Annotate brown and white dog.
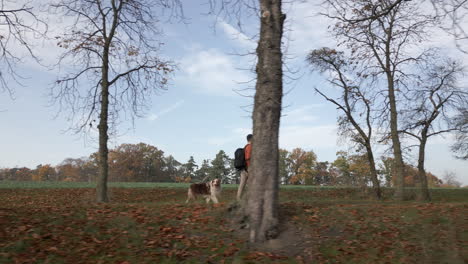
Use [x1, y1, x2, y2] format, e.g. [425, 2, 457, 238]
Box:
[185, 178, 222, 204]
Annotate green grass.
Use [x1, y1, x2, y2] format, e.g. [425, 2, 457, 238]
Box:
[0, 181, 254, 189]
[0, 181, 363, 190]
[0, 180, 323, 189]
[2, 180, 465, 190]
[0, 181, 194, 189]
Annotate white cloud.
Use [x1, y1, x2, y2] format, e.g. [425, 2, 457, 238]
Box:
[231, 115, 337, 151]
[207, 127, 250, 147]
[147, 99, 185, 122]
[285, 1, 336, 57]
[147, 113, 159, 121]
[178, 48, 252, 96]
[282, 105, 323, 124]
[218, 21, 257, 49]
[280, 124, 338, 150]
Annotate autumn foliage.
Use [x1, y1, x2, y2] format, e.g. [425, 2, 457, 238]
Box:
[1, 144, 453, 188]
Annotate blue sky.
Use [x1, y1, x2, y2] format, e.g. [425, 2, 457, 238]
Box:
[1, 1, 467, 185]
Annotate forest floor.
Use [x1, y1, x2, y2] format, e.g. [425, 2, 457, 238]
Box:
[1, 183, 467, 263]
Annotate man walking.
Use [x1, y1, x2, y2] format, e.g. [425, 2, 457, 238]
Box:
[237, 134, 252, 201]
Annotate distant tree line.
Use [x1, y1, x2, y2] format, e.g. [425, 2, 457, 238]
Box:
[1, 142, 462, 187]
[0, 143, 237, 184]
[278, 148, 448, 188]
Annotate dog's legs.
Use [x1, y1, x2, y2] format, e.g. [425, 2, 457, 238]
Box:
[205, 196, 211, 204]
[186, 189, 194, 203]
[211, 194, 219, 204]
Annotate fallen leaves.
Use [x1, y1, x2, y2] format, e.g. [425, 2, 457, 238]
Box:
[1, 187, 467, 264]
[244, 251, 288, 261]
[223, 246, 239, 257]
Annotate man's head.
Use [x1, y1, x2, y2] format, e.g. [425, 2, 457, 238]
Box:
[246, 134, 253, 143]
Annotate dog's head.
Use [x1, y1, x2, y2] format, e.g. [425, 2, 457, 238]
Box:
[211, 178, 221, 187]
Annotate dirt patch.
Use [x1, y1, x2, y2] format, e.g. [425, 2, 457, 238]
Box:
[226, 202, 314, 261]
[255, 222, 310, 256]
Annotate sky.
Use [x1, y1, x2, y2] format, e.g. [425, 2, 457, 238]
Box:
[0, 1, 467, 185]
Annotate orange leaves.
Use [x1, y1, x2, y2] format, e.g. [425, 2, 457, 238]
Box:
[17, 225, 29, 232]
[223, 246, 239, 257]
[127, 45, 140, 56]
[32, 164, 56, 181]
[304, 207, 320, 223]
[92, 237, 103, 244]
[212, 202, 225, 208]
[206, 243, 240, 259]
[308, 215, 319, 222]
[56, 33, 106, 52]
[173, 234, 185, 240]
[174, 176, 191, 183]
[107, 143, 167, 182]
[45, 246, 59, 252]
[160, 226, 174, 233]
[244, 251, 288, 261]
[165, 249, 192, 259]
[287, 148, 318, 185]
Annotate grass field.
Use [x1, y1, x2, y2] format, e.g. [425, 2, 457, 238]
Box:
[0, 181, 194, 189]
[0, 181, 386, 189]
[0, 182, 467, 263]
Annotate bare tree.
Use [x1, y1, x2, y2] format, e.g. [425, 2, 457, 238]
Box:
[50, 0, 181, 202]
[442, 170, 462, 187]
[451, 108, 468, 159]
[324, 0, 408, 23]
[324, 0, 437, 200]
[247, 0, 285, 243]
[208, 0, 285, 243]
[307, 48, 382, 199]
[330, 0, 468, 52]
[0, 0, 47, 95]
[401, 57, 466, 200]
[431, 0, 468, 52]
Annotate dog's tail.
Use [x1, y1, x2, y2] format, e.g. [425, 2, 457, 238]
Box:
[201, 175, 210, 183]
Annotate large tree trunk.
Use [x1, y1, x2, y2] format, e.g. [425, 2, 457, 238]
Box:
[382, 15, 405, 201]
[416, 135, 431, 201]
[97, 55, 110, 203]
[365, 144, 382, 199]
[387, 74, 405, 201]
[247, 0, 285, 243]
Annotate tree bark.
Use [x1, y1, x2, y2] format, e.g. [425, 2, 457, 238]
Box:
[382, 18, 405, 200]
[96, 3, 121, 203]
[388, 77, 405, 201]
[247, 0, 285, 243]
[416, 133, 431, 201]
[97, 82, 109, 202]
[365, 144, 382, 199]
[381, 11, 405, 201]
[97, 47, 110, 203]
